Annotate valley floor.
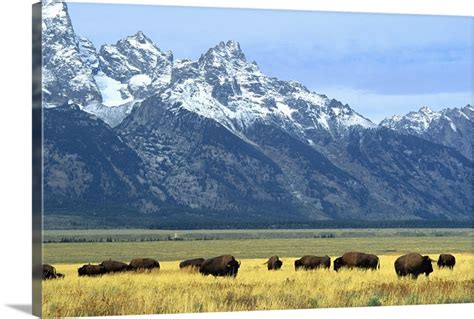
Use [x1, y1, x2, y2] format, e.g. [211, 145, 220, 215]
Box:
[42, 228, 473, 264]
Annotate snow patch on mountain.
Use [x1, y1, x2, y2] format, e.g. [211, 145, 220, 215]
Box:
[83, 102, 138, 128]
[42, 0, 67, 20]
[94, 72, 133, 107]
[276, 102, 295, 118]
[129, 74, 152, 90]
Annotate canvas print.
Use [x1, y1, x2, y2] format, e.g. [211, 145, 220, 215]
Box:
[33, 0, 473, 317]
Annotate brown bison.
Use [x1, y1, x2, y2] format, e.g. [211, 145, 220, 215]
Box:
[100, 259, 129, 273]
[42, 264, 64, 280]
[437, 254, 456, 269]
[199, 255, 241, 277]
[128, 258, 161, 270]
[78, 264, 107, 277]
[394, 253, 434, 278]
[294, 255, 330, 270]
[179, 258, 205, 269]
[333, 252, 379, 271]
[265, 256, 283, 270]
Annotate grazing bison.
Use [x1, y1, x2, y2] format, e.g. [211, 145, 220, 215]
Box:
[128, 258, 161, 270]
[179, 258, 205, 269]
[294, 255, 330, 270]
[437, 254, 456, 269]
[394, 253, 434, 278]
[78, 264, 106, 277]
[42, 264, 64, 280]
[333, 252, 379, 271]
[199, 255, 241, 277]
[100, 260, 129, 273]
[265, 256, 283, 270]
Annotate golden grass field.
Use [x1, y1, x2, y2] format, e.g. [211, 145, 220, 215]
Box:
[42, 253, 474, 317]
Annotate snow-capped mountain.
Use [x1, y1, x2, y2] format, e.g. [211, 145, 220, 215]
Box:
[41, 1, 473, 227]
[96, 31, 173, 107]
[42, 0, 101, 108]
[76, 36, 100, 73]
[162, 40, 375, 144]
[380, 105, 473, 159]
[42, 1, 375, 134]
[99, 31, 173, 87]
[42, 1, 172, 126]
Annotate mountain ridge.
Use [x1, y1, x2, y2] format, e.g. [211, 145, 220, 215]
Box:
[380, 105, 473, 159]
[41, 1, 473, 227]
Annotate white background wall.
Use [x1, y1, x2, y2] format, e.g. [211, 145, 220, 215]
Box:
[0, 1, 472, 318]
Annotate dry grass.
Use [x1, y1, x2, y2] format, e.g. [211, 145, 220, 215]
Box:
[42, 254, 474, 317]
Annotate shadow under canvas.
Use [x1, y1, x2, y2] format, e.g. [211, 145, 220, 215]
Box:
[7, 304, 33, 315]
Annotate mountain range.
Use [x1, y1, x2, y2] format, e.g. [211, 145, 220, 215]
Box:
[41, 1, 473, 228]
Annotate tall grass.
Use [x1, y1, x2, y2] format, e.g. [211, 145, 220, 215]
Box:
[42, 254, 474, 317]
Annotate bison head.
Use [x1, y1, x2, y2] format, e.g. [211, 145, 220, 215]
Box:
[227, 259, 240, 277]
[78, 265, 87, 276]
[422, 255, 434, 276]
[333, 257, 343, 271]
[294, 259, 302, 270]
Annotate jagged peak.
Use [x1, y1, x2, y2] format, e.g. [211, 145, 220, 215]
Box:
[381, 103, 473, 126]
[221, 40, 242, 52]
[128, 31, 153, 44]
[379, 114, 398, 125]
[43, 0, 63, 6]
[42, 0, 69, 21]
[120, 31, 156, 49]
[99, 30, 173, 62]
[418, 105, 435, 114]
[117, 31, 173, 60]
[201, 40, 246, 62]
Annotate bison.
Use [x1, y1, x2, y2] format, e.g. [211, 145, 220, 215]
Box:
[42, 264, 64, 280]
[179, 258, 205, 269]
[294, 255, 330, 270]
[128, 258, 161, 270]
[394, 253, 434, 278]
[100, 259, 129, 273]
[78, 264, 107, 277]
[333, 252, 379, 271]
[199, 255, 241, 277]
[265, 256, 283, 270]
[437, 254, 456, 269]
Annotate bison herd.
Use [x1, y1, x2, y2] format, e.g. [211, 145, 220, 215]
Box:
[77, 258, 161, 276]
[43, 252, 456, 281]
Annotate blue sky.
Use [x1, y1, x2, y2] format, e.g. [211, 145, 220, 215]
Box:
[68, 2, 473, 122]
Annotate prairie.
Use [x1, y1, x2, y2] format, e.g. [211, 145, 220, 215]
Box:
[42, 254, 474, 317]
[43, 230, 473, 264]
